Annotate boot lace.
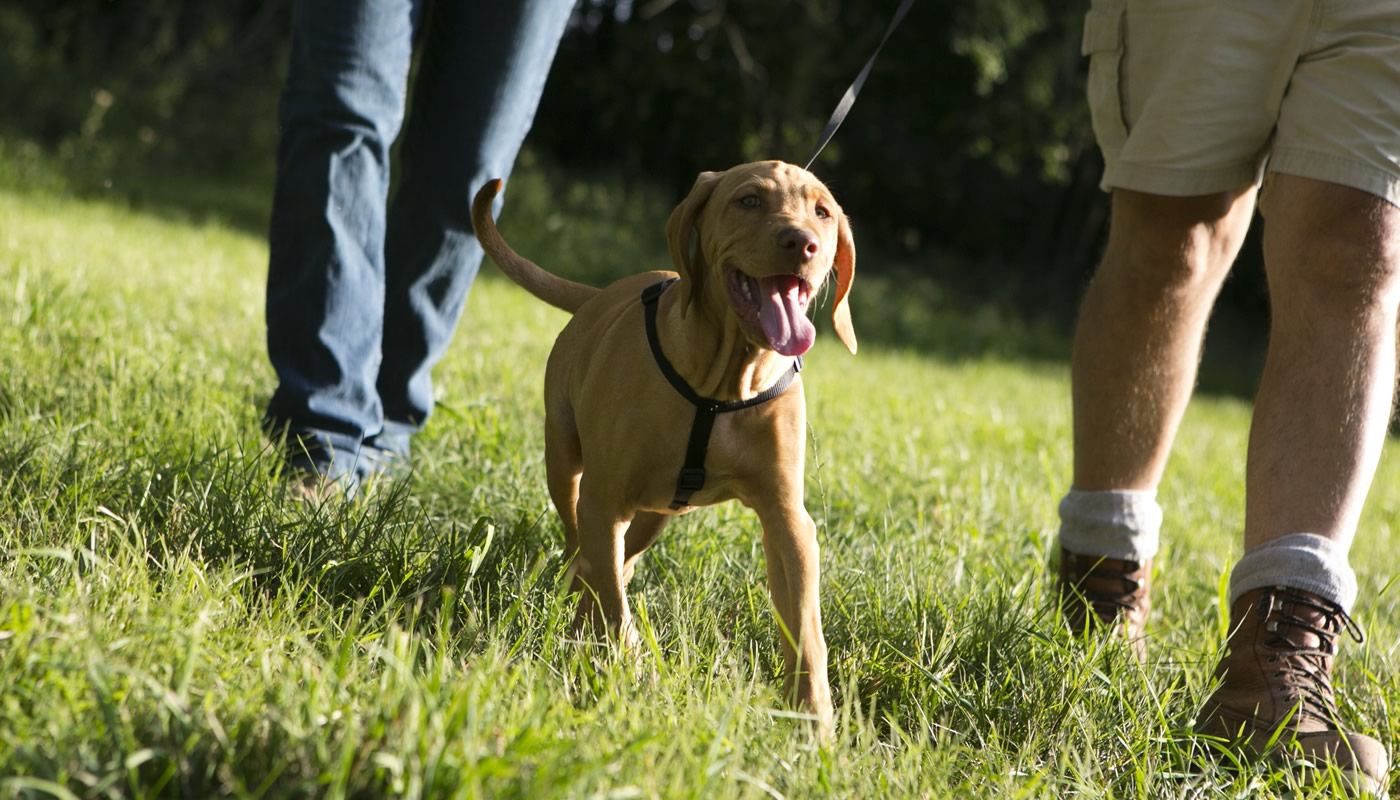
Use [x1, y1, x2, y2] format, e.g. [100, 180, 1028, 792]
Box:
[1261, 586, 1366, 727]
[1064, 555, 1145, 621]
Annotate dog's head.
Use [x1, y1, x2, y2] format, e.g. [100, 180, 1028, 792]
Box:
[665, 161, 857, 356]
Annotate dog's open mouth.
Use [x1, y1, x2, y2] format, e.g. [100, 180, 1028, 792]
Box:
[726, 268, 815, 357]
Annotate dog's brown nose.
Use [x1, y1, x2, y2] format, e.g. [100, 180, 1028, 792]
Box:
[778, 227, 820, 263]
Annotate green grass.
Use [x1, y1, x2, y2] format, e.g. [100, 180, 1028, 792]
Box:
[1, 154, 1398, 799]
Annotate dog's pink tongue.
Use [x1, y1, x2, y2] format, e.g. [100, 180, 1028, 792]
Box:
[757, 275, 815, 357]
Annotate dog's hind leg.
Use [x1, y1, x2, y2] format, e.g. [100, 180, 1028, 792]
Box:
[544, 406, 583, 555]
[572, 485, 636, 648]
[622, 511, 669, 586]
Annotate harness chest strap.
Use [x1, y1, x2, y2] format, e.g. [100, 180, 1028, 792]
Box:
[640, 278, 802, 510]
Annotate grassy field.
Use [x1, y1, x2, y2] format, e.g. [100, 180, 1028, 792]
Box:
[1, 156, 1398, 799]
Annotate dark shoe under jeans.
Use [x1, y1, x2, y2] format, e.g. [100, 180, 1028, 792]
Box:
[274, 424, 411, 500]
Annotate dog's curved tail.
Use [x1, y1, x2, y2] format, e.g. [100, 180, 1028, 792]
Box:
[471, 179, 598, 314]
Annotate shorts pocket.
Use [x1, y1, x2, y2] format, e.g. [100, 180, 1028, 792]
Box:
[1082, 5, 1129, 149]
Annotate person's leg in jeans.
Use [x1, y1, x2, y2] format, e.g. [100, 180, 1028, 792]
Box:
[264, 0, 422, 489]
[373, 0, 574, 458]
[264, 0, 573, 493]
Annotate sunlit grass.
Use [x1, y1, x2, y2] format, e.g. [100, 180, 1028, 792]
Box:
[0, 162, 1396, 798]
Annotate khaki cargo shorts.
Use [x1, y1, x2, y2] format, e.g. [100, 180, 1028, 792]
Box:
[1083, 0, 1400, 206]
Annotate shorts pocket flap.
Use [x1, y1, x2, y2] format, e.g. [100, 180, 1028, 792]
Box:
[1081, 8, 1123, 55]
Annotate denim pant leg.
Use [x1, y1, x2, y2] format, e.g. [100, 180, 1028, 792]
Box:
[264, 0, 423, 482]
[373, 0, 574, 454]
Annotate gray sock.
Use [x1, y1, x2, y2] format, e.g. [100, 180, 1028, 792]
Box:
[1057, 488, 1162, 562]
[1229, 532, 1357, 611]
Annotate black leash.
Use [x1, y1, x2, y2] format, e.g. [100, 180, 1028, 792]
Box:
[804, 0, 917, 170]
[641, 279, 802, 509]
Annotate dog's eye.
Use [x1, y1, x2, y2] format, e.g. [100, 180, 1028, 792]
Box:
[815, 205, 831, 220]
[738, 195, 761, 209]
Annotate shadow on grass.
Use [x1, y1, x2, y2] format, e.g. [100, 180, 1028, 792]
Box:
[167, 447, 567, 617]
[0, 137, 276, 236]
[0, 425, 569, 640]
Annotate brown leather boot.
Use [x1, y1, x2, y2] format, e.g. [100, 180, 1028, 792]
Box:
[1198, 586, 1389, 794]
[1058, 548, 1151, 662]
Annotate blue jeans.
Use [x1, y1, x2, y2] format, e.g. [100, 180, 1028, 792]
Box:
[263, 0, 574, 486]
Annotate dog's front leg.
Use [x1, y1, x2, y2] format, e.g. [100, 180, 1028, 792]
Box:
[571, 490, 638, 649]
[757, 504, 833, 734]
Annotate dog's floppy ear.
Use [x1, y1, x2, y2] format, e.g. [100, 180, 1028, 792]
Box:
[831, 210, 857, 354]
[666, 170, 723, 315]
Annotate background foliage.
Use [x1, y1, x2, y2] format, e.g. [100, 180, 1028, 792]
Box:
[535, 0, 1099, 269]
[0, 0, 1269, 339]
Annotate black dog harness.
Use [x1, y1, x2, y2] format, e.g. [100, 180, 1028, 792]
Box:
[641, 278, 802, 510]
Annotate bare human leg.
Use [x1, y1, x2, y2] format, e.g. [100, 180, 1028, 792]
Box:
[1059, 187, 1256, 656]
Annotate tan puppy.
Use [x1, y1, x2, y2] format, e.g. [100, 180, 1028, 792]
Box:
[470, 161, 856, 730]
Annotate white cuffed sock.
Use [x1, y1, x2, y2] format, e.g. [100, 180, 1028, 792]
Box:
[1057, 488, 1163, 562]
[1228, 532, 1357, 611]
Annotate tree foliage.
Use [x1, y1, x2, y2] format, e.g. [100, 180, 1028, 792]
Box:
[532, 0, 1106, 276]
[0, 0, 290, 170]
[0, 0, 1137, 292]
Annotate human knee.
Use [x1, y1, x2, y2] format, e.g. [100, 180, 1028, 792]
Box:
[1262, 178, 1400, 308]
[1102, 189, 1253, 296]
